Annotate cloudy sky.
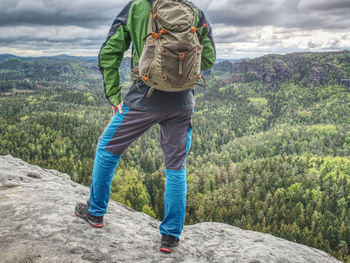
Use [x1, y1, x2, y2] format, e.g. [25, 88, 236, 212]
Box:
[1, 0, 350, 59]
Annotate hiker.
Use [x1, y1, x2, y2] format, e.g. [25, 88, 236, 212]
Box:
[75, 0, 215, 253]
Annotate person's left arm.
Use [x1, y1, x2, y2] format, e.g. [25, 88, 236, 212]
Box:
[194, 8, 216, 70]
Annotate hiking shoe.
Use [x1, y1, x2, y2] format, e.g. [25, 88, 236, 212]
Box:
[75, 202, 104, 228]
[160, 234, 179, 253]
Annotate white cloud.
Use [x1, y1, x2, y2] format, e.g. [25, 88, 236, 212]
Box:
[213, 24, 350, 58]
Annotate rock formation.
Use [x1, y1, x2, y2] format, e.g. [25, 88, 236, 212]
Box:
[215, 50, 350, 89]
[340, 78, 350, 88]
[0, 155, 342, 263]
[308, 66, 328, 87]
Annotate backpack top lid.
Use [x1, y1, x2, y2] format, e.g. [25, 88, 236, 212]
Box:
[152, 0, 195, 33]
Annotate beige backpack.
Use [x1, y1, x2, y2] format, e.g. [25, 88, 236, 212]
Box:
[136, 0, 205, 96]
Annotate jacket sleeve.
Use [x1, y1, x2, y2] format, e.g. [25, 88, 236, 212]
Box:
[98, 2, 132, 106]
[196, 10, 216, 70]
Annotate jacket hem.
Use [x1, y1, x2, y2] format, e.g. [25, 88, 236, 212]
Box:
[123, 101, 195, 112]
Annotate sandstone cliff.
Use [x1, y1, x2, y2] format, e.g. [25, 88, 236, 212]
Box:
[0, 155, 342, 263]
[214, 50, 350, 89]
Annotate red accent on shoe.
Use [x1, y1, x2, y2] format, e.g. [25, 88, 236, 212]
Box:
[75, 211, 104, 228]
[88, 222, 104, 228]
[160, 247, 173, 253]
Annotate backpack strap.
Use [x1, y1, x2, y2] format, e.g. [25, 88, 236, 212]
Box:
[191, 23, 207, 42]
[194, 75, 207, 89]
[130, 45, 141, 81]
[131, 45, 134, 71]
[147, 87, 155, 97]
[150, 9, 158, 34]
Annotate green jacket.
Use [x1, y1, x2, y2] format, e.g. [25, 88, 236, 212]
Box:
[99, 0, 216, 106]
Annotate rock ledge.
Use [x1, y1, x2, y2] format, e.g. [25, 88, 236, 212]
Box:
[0, 155, 341, 263]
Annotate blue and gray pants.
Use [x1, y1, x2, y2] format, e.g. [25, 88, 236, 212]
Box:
[88, 104, 193, 238]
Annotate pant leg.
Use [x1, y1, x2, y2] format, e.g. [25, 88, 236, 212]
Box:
[88, 104, 161, 216]
[159, 109, 193, 238]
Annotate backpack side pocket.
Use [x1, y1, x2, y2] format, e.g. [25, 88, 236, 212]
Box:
[139, 44, 156, 80]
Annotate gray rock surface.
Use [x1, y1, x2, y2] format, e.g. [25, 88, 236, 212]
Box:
[340, 78, 350, 88]
[308, 66, 328, 87]
[0, 155, 342, 263]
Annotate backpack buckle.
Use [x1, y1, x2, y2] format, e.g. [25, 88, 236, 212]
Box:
[179, 53, 185, 61]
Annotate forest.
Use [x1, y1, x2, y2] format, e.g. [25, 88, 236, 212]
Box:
[1, 51, 350, 261]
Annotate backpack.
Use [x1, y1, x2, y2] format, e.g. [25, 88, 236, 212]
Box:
[135, 0, 205, 96]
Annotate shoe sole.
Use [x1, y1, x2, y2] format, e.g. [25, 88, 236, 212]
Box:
[160, 243, 179, 253]
[75, 210, 104, 228]
[160, 247, 174, 253]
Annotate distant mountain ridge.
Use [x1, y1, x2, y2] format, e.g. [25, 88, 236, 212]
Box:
[213, 50, 350, 88]
[0, 54, 245, 65]
[215, 58, 249, 64]
[2, 50, 350, 91]
[0, 54, 98, 64]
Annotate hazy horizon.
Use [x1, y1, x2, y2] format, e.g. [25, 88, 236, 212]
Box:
[2, 50, 350, 62]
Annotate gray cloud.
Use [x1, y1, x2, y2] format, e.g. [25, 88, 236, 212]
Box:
[0, 24, 108, 56]
[0, 25, 108, 44]
[213, 27, 260, 44]
[278, 0, 350, 30]
[4, 0, 349, 30]
[298, 0, 350, 12]
[308, 41, 317, 49]
[0, 0, 125, 27]
[0, 0, 350, 58]
[204, 0, 350, 30]
[206, 0, 281, 26]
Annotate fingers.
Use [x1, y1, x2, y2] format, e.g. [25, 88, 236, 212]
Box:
[112, 106, 117, 116]
[117, 104, 123, 114]
[112, 103, 123, 116]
